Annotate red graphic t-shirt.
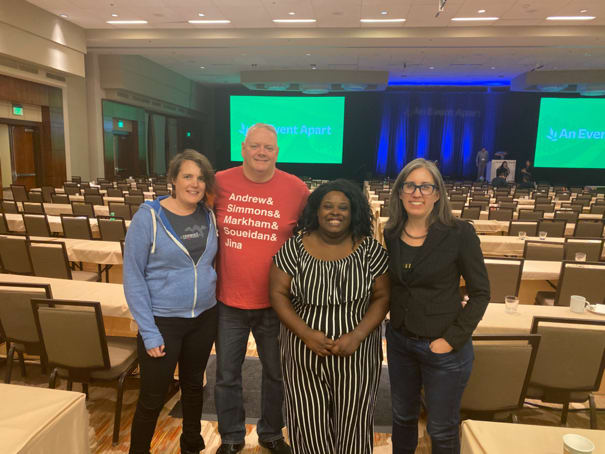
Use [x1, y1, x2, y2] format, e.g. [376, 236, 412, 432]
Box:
[214, 167, 309, 309]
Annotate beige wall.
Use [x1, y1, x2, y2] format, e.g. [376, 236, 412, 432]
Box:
[0, 124, 11, 188]
[0, 2, 85, 77]
[64, 74, 90, 179]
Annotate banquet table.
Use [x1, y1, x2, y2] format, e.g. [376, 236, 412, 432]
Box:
[0, 383, 90, 454]
[461, 420, 605, 454]
[0, 273, 134, 337]
[0, 235, 123, 265]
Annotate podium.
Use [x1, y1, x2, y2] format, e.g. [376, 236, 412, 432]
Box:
[487, 160, 516, 183]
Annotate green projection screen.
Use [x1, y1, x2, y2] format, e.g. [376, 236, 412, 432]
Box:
[534, 98, 605, 169]
[230, 96, 345, 164]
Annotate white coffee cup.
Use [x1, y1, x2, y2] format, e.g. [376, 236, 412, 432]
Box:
[505, 295, 519, 314]
[570, 295, 587, 314]
[575, 252, 587, 262]
[563, 433, 594, 454]
[518, 231, 527, 240]
[539, 231, 548, 240]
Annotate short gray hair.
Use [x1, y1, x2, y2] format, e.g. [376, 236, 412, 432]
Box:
[244, 123, 277, 142]
[384, 158, 456, 240]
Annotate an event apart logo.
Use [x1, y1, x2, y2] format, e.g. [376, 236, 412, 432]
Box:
[546, 127, 605, 142]
[239, 122, 333, 137]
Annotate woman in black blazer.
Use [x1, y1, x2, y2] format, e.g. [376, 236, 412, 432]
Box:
[384, 158, 490, 454]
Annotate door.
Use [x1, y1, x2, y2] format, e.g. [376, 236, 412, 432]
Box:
[113, 132, 139, 178]
[10, 126, 38, 189]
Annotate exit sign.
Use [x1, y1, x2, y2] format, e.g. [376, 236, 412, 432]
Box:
[186, 131, 192, 137]
[117, 120, 124, 128]
[12, 105, 23, 116]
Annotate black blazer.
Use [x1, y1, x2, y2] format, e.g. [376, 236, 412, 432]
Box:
[386, 220, 490, 350]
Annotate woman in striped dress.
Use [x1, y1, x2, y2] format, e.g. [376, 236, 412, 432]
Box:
[270, 179, 390, 454]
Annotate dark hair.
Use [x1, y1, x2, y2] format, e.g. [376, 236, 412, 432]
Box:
[294, 179, 373, 242]
[496, 167, 507, 177]
[385, 158, 456, 240]
[167, 149, 215, 201]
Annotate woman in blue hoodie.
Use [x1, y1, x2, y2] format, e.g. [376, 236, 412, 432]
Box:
[124, 149, 218, 454]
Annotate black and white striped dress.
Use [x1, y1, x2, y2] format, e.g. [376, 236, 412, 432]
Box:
[273, 234, 389, 454]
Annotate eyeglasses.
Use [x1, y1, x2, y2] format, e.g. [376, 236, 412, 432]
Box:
[400, 182, 437, 196]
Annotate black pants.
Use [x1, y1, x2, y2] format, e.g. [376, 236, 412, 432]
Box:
[129, 305, 217, 454]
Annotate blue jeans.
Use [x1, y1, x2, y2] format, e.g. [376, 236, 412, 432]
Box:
[386, 322, 473, 454]
[214, 301, 285, 445]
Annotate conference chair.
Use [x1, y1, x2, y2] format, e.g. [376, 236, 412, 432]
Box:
[560, 202, 584, 213]
[106, 188, 124, 198]
[449, 200, 465, 211]
[535, 261, 605, 306]
[10, 185, 28, 202]
[564, 238, 604, 262]
[449, 194, 467, 202]
[556, 192, 571, 201]
[590, 205, 605, 215]
[27, 192, 43, 203]
[0, 213, 10, 235]
[523, 240, 564, 261]
[41, 186, 55, 203]
[0, 282, 52, 383]
[1, 200, 19, 214]
[128, 188, 144, 197]
[63, 183, 80, 196]
[23, 214, 52, 237]
[22, 202, 45, 215]
[461, 206, 481, 220]
[154, 189, 171, 197]
[554, 210, 579, 223]
[70, 176, 82, 184]
[508, 221, 538, 237]
[574, 219, 604, 238]
[379, 206, 390, 218]
[60, 214, 93, 240]
[535, 203, 555, 213]
[518, 209, 543, 221]
[28, 240, 99, 281]
[499, 201, 518, 210]
[537, 219, 567, 238]
[31, 299, 138, 445]
[84, 194, 104, 206]
[108, 202, 131, 221]
[461, 334, 540, 422]
[0, 235, 33, 274]
[97, 216, 127, 242]
[51, 193, 70, 204]
[488, 207, 514, 221]
[527, 316, 605, 429]
[469, 200, 489, 211]
[125, 194, 144, 205]
[71, 201, 95, 218]
[484, 258, 524, 303]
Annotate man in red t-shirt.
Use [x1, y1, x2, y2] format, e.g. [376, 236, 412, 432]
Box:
[213, 123, 309, 454]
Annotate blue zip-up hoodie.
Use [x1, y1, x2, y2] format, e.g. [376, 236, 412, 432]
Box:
[123, 196, 218, 350]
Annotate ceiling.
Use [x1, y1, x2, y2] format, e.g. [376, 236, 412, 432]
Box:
[27, 0, 605, 87]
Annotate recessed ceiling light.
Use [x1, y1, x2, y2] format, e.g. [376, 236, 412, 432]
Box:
[200, 66, 205, 69]
[111, 13, 118, 17]
[60, 13, 68, 18]
[305, 53, 311, 56]
[198, 13, 205, 17]
[491, 66, 496, 70]
[478, 9, 486, 13]
[360, 18, 405, 23]
[580, 9, 588, 13]
[288, 11, 296, 16]
[106, 20, 148, 24]
[188, 19, 231, 24]
[381, 11, 388, 15]
[546, 16, 595, 20]
[273, 19, 317, 23]
[451, 17, 499, 21]
[429, 66, 435, 70]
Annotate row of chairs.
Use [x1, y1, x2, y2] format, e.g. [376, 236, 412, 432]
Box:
[0, 213, 127, 241]
[0, 283, 137, 444]
[0, 236, 100, 281]
[462, 318, 604, 428]
[485, 258, 605, 306]
[2, 200, 139, 220]
[471, 215, 603, 239]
